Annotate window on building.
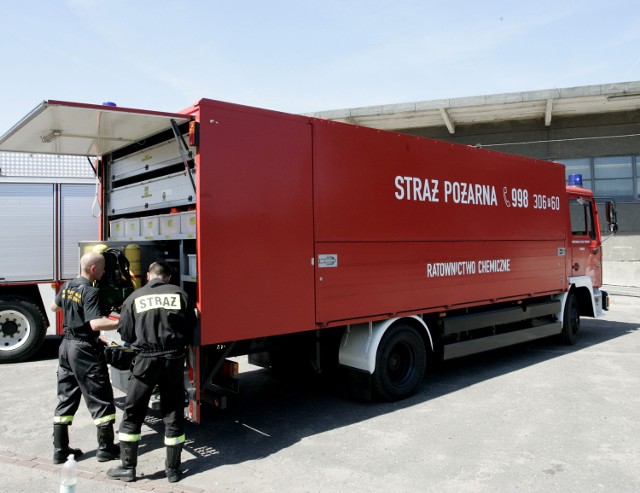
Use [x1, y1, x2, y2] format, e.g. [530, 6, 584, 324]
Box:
[594, 156, 633, 198]
[555, 155, 638, 201]
[636, 156, 640, 200]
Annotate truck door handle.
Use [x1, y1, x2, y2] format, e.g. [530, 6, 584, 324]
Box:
[572, 263, 580, 271]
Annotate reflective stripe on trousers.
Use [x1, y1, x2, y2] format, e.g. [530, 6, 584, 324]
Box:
[164, 434, 186, 446]
[118, 432, 142, 442]
[94, 413, 117, 426]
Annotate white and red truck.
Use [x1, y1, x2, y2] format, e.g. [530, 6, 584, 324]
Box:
[0, 152, 98, 362]
[0, 99, 617, 420]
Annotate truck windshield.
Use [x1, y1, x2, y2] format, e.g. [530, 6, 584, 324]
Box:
[569, 199, 595, 239]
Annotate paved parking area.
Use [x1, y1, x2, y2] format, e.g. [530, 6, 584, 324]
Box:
[0, 293, 638, 492]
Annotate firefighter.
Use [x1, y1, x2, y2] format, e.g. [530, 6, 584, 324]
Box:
[50, 251, 120, 464]
[107, 261, 196, 483]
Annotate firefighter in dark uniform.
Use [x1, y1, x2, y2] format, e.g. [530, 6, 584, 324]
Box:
[107, 261, 196, 483]
[50, 251, 120, 464]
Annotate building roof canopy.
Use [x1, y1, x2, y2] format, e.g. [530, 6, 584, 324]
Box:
[307, 81, 640, 134]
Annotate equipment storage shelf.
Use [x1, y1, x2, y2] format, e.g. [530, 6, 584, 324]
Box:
[110, 135, 189, 182]
[108, 170, 196, 216]
[109, 211, 196, 241]
[108, 233, 197, 241]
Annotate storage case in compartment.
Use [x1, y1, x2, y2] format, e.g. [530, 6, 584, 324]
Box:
[140, 215, 160, 237]
[187, 254, 197, 277]
[159, 214, 180, 237]
[110, 367, 131, 393]
[109, 219, 125, 238]
[124, 218, 140, 238]
[108, 171, 196, 215]
[180, 211, 196, 236]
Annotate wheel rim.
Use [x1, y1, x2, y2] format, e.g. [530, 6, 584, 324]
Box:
[0, 309, 31, 352]
[387, 341, 416, 388]
[571, 299, 580, 334]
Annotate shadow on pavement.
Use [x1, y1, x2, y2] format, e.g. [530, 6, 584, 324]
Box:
[127, 315, 638, 480]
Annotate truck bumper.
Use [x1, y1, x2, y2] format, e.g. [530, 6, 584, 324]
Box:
[601, 290, 610, 311]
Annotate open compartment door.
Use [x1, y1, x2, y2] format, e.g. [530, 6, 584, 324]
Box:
[0, 100, 192, 157]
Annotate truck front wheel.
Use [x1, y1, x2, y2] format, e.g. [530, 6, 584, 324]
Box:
[0, 297, 47, 363]
[372, 324, 426, 401]
[560, 292, 580, 345]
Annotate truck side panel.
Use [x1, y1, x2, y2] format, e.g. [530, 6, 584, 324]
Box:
[60, 184, 99, 279]
[196, 100, 316, 345]
[0, 182, 97, 283]
[312, 120, 567, 242]
[0, 183, 55, 281]
[311, 120, 568, 324]
[315, 240, 566, 323]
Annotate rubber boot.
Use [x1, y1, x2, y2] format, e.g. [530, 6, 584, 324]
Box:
[53, 424, 82, 465]
[96, 423, 120, 462]
[165, 444, 183, 483]
[106, 441, 138, 482]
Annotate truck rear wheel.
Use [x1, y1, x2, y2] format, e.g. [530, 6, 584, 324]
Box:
[560, 292, 579, 345]
[0, 297, 47, 363]
[373, 324, 426, 401]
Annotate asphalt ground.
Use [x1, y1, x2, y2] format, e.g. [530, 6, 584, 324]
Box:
[1, 292, 638, 493]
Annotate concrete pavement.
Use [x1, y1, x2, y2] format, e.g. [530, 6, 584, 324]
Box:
[0, 293, 639, 492]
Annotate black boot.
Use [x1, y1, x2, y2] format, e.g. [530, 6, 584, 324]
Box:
[165, 444, 183, 483]
[96, 423, 120, 462]
[53, 424, 82, 465]
[106, 441, 138, 482]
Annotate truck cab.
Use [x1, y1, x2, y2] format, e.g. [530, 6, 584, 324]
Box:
[555, 175, 616, 354]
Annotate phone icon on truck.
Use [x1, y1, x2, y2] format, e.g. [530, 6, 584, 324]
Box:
[503, 187, 511, 207]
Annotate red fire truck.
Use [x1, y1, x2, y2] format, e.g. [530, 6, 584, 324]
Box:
[0, 99, 616, 421]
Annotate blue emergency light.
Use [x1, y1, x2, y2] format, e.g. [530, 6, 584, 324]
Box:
[567, 174, 583, 187]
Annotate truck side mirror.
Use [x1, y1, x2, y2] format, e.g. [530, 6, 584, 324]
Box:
[605, 201, 618, 234]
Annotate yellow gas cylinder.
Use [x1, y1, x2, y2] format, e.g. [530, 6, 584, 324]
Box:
[124, 243, 140, 262]
[125, 244, 142, 289]
[84, 244, 107, 254]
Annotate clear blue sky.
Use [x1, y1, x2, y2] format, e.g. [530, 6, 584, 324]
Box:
[2, 0, 640, 133]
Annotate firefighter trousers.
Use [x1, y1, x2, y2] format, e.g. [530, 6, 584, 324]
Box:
[54, 338, 117, 426]
[119, 354, 185, 441]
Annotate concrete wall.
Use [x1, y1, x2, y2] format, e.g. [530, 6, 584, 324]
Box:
[403, 110, 640, 164]
[603, 233, 640, 287]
